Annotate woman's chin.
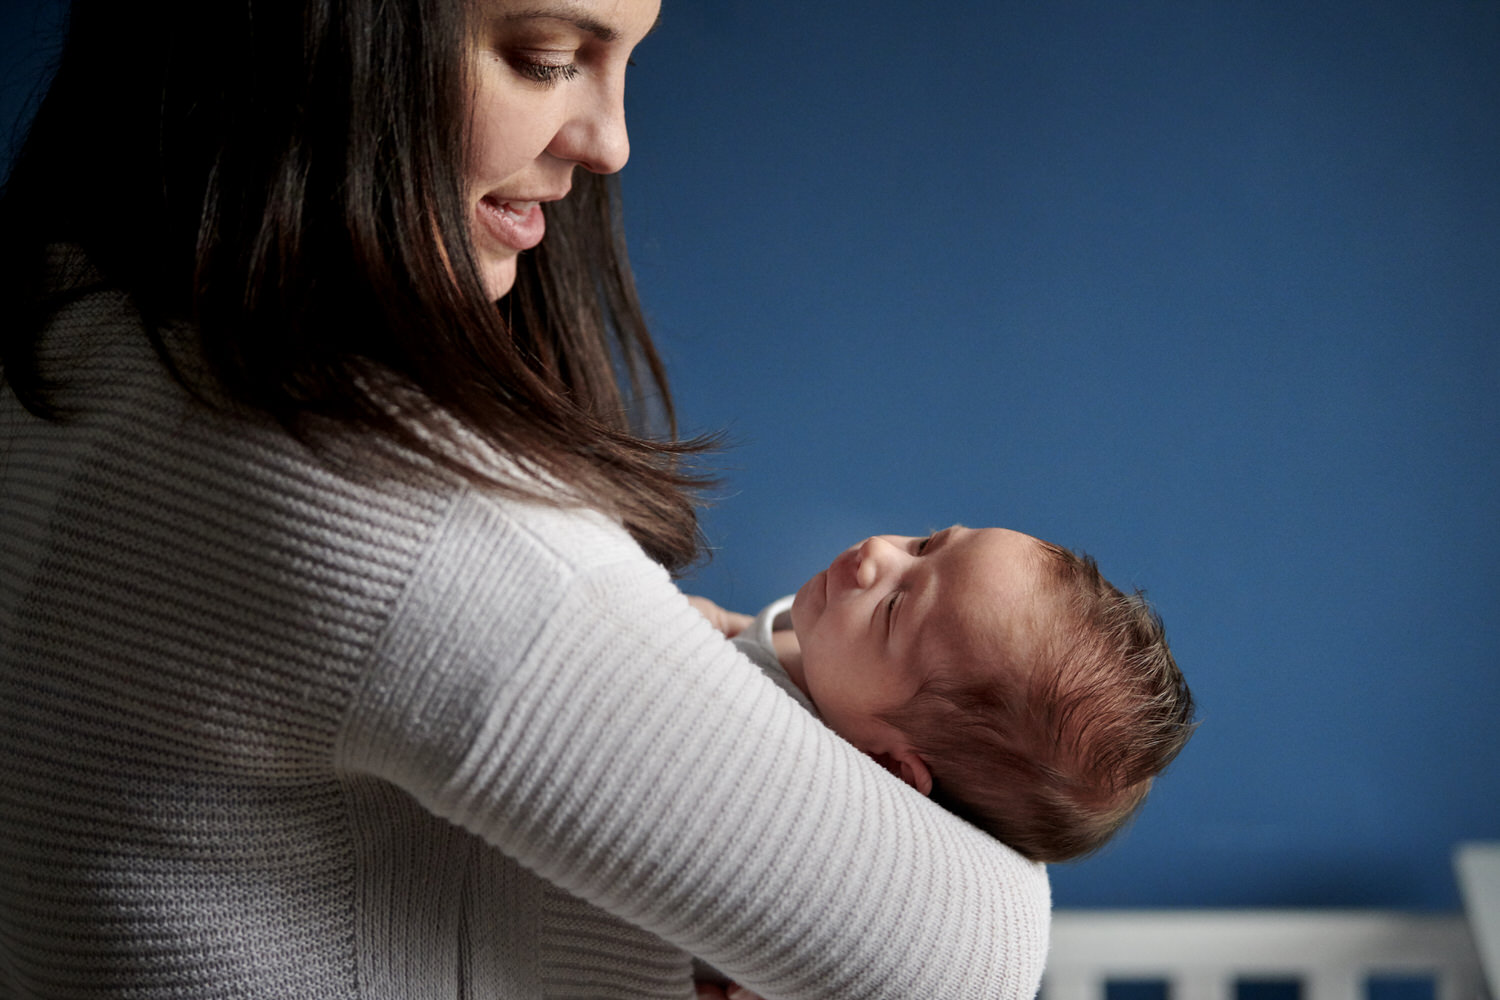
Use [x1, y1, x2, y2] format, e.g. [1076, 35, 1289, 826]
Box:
[482, 257, 518, 301]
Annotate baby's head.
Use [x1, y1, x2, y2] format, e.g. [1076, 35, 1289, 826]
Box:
[789, 526, 1195, 863]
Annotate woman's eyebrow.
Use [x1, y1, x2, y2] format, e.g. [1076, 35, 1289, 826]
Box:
[503, 7, 617, 40]
[501, 4, 662, 42]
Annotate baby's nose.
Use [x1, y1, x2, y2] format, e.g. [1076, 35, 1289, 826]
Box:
[853, 536, 897, 589]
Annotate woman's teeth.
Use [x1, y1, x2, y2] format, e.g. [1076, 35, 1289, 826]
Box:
[494, 199, 537, 217]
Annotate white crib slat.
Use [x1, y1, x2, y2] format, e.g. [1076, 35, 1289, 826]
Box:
[1455, 842, 1500, 1000]
[1434, 966, 1481, 1000]
[1042, 911, 1483, 1000]
[1305, 966, 1361, 1000]
[1044, 970, 1103, 1000]
[1172, 970, 1232, 1000]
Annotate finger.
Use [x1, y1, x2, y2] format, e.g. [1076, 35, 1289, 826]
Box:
[719, 610, 754, 638]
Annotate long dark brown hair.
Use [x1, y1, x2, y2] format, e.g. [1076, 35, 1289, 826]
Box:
[0, 0, 712, 571]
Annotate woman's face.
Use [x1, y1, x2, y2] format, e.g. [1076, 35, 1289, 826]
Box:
[466, 0, 661, 299]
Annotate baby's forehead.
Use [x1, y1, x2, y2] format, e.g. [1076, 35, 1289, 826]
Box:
[915, 535, 1061, 680]
[943, 530, 1054, 609]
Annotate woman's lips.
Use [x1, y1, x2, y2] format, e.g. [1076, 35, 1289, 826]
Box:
[477, 196, 546, 252]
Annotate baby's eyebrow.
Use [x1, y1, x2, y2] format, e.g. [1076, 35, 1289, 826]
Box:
[887, 533, 942, 645]
[890, 527, 962, 647]
[925, 525, 958, 554]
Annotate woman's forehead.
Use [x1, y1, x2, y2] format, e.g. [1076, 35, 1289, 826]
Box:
[474, 0, 661, 39]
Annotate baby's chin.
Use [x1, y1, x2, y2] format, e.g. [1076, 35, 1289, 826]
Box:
[790, 570, 826, 631]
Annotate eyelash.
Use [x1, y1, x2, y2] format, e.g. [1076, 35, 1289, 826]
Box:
[885, 534, 935, 618]
[515, 59, 582, 85]
[511, 52, 638, 88]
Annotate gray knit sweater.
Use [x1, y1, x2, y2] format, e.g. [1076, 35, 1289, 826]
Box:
[0, 284, 1050, 999]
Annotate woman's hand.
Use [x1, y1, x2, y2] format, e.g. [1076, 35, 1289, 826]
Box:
[686, 595, 754, 638]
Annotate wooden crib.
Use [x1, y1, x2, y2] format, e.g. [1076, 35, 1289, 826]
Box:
[1040, 910, 1485, 1000]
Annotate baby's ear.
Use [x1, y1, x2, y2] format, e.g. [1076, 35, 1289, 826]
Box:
[872, 750, 933, 797]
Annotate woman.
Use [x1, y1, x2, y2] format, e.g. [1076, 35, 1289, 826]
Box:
[0, 0, 1051, 997]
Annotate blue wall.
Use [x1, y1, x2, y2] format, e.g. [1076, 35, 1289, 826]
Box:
[5, 1, 1497, 911]
[0, 0, 62, 166]
[623, 2, 1500, 911]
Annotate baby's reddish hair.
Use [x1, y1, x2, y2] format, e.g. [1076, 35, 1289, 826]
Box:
[882, 541, 1195, 862]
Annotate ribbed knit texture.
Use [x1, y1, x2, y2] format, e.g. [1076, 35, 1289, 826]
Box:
[728, 597, 815, 716]
[0, 284, 1050, 999]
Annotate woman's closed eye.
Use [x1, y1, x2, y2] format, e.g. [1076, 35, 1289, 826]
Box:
[512, 54, 581, 85]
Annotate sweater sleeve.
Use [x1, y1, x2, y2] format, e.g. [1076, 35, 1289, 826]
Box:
[339, 492, 1051, 1000]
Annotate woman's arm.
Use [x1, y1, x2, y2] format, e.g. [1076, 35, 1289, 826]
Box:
[342, 494, 1050, 1000]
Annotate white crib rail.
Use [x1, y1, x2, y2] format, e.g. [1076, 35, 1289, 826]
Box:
[1456, 843, 1500, 1000]
[1042, 910, 1484, 1000]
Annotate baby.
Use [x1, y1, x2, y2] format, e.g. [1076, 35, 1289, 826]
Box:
[692, 525, 1195, 863]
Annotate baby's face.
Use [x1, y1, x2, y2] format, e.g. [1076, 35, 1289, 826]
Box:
[789, 526, 1048, 753]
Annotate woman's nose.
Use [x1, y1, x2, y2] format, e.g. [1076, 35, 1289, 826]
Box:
[549, 82, 630, 174]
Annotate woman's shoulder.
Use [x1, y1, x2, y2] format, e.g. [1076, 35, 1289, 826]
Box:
[21, 275, 647, 589]
[429, 487, 662, 603]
